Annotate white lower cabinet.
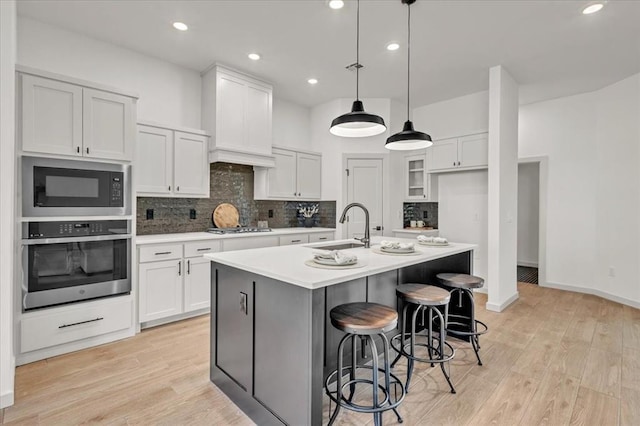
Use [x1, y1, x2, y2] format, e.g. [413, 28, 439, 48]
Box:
[138, 241, 219, 325]
[20, 295, 133, 354]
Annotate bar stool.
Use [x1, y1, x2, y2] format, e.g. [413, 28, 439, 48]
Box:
[436, 273, 488, 366]
[325, 302, 405, 426]
[390, 284, 456, 394]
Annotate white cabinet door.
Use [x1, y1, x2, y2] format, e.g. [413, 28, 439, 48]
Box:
[21, 75, 83, 156]
[184, 257, 211, 312]
[428, 138, 458, 171]
[139, 260, 183, 322]
[297, 153, 321, 199]
[174, 131, 209, 197]
[216, 72, 246, 150]
[268, 148, 297, 198]
[405, 153, 427, 199]
[245, 82, 272, 155]
[458, 133, 488, 168]
[136, 125, 173, 195]
[83, 89, 135, 161]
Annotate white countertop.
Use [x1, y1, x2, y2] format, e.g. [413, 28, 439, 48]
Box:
[204, 236, 476, 290]
[135, 227, 336, 245]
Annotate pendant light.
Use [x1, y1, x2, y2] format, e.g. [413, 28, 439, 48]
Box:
[330, 0, 386, 138]
[386, 0, 433, 150]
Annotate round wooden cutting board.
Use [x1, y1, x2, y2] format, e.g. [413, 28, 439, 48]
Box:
[213, 203, 240, 228]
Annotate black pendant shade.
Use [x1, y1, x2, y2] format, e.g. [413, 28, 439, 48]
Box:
[385, 120, 432, 150]
[386, 0, 433, 150]
[329, 0, 386, 138]
[330, 100, 387, 138]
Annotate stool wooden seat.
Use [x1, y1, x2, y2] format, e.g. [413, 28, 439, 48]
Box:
[326, 302, 405, 425]
[396, 284, 450, 306]
[436, 273, 484, 289]
[330, 302, 398, 335]
[391, 284, 456, 394]
[436, 273, 488, 366]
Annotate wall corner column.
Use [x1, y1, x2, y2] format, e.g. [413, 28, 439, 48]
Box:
[486, 65, 520, 312]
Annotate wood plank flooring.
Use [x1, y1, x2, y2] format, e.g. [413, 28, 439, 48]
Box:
[2, 282, 638, 425]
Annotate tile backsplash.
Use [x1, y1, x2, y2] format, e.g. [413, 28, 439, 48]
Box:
[403, 202, 438, 229]
[136, 163, 336, 235]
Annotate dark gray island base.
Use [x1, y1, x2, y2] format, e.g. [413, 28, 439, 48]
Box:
[209, 249, 473, 426]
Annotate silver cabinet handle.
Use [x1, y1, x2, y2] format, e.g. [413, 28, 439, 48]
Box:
[76, 146, 80, 154]
[154, 251, 171, 255]
[59, 317, 103, 329]
[457, 161, 461, 166]
[197, 247, 211, 252]
[319, 237, 327, 240]
[86, 147, 90, 154]
[168, 185, 171, 191]
[453, 161, 455, 166]
[187, 260, 190, 274]
[177, 186, 180, 191]
[292, 239, 301, 243]
[178, 261, 181, 276]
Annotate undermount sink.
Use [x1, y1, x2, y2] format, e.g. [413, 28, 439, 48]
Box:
[312, 242, 365, 251]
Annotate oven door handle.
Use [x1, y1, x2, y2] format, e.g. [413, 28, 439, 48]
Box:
[21, 234, 133, 245]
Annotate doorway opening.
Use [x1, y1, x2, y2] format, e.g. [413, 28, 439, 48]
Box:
[517, 160, 543, 285]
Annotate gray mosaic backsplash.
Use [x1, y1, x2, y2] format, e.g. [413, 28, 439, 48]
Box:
[137, 163, 336, 235]
[403, 202, 439, 229]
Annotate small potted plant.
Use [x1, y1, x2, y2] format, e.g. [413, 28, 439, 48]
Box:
[298, 203, 319, 228]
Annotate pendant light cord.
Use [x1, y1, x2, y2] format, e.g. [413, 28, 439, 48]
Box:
[406, 1, 411, 119]
[356, 0, 360, 101]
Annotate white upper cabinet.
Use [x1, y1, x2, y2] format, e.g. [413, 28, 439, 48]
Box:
[21, 75, 83, 156]
[254, 147, 322, 200]
[136, 123, 209, 198]
[174, 131, 209, 196]
[82, 89, 135, 161]
[20, 73, 136, 161]
[428, 132, 488, 172]
[202, 65, 275, 167]
[404, 151, 438, 201]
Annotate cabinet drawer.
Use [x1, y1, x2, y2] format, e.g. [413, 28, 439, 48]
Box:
[279, 234, 309, 246]
[223, 236, 279, 252]
[21, 296, 132, 353]
[139, 244, 182, 263]
[309, 232, 335, 243]
[184, 240, 221, 258]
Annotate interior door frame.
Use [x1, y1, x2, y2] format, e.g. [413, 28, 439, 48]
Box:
[341, 153, 390, 240]
[517, 156, 548, 288]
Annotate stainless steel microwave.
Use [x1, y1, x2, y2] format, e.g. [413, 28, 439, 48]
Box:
[22, 157, 130, 217]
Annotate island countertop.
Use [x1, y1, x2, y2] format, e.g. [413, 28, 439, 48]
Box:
[204, 236, 476, 290]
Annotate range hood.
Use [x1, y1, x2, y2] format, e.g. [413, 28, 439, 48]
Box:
[208, 147, 276, 168]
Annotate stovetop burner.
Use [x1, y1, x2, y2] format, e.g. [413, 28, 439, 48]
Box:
[207, 227, 272, 234]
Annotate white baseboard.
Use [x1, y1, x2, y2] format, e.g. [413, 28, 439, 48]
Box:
[486, 291, 520, 312]
[517, 261, 538, 268]
[543, 281, 640, 309]
[1, 390, 15, 409]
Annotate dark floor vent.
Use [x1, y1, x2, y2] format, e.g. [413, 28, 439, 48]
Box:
[517, 266, 538, 284]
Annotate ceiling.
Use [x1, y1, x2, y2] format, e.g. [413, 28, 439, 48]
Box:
[16, 0, 640, 108]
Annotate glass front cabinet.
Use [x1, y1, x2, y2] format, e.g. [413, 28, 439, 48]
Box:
[405, 151, 438, 201]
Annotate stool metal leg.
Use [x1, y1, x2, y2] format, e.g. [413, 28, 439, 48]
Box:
[328, 334, 350, 426]
[427, 306, 435, 367]
[391, 303, 409, 368]
[369, 336, 381, 426]
[405, 305, 421, 392]
[465, 288, 483, 366]
[434, 307, 456, 394]
[348, 334, 357, 402]
[381, 333, 404, 424]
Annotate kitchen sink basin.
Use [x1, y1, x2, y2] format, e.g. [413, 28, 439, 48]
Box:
[312, 242, 365, 250]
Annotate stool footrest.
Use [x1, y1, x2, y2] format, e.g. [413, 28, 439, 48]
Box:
[390, 334, 455, 364]
[445, 318, 488, 337]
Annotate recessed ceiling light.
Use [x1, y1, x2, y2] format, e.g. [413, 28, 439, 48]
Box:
[386, 42, 400, 51]
[582, 3, 604, 14]
[329, 0, 344, 9]
[308, 78, 318, 85]
[172, 22, 188, 31]
[248, 53, 261, 61]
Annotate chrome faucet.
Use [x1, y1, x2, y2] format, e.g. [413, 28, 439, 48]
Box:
[339, 203, 370, 248]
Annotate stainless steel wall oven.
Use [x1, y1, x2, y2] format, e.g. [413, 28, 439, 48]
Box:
[22, 156, 130, 217]
[22, 220, 131, 311]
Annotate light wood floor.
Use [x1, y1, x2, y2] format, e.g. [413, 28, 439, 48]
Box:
[2, 283, 639, 425]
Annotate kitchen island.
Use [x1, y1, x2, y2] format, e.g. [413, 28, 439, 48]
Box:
[204, 237, 476, 426]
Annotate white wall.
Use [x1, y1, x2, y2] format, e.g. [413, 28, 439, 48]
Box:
[413, 91, 489, 140]
[517, 162, 539, 266]
[519, 73, 640, 306]
[272, 98, 311, 151]
[17, 17, 202, 129]
[0, 0, 16, 409]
